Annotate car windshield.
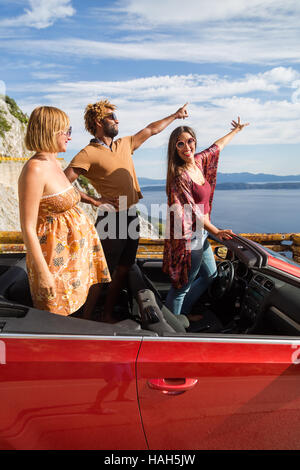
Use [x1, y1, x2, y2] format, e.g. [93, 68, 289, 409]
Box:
[263, 246, 300, 268]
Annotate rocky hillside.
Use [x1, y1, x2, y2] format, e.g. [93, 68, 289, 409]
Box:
[0, 96, 159, 238]
[0, 95, 31, 158]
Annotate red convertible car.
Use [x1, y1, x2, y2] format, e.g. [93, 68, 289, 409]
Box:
[0, 234, 300, 450]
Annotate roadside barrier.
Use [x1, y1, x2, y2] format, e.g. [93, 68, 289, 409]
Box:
[0, 231, 299, 264]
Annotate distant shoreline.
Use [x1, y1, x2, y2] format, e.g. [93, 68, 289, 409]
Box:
[141, 182, 300, 191]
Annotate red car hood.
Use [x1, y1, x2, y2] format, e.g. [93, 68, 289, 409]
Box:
[267, 253, 300, 278]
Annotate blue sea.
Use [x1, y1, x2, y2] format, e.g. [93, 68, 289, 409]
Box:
[137, 187, 300, 234]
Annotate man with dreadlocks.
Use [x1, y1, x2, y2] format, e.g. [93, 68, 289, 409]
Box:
[65, 99, 188, 322]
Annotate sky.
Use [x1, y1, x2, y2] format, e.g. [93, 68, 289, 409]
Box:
[1, 0, 300, 178]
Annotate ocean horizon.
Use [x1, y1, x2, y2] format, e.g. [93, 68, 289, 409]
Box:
[137, 186, 300, 234]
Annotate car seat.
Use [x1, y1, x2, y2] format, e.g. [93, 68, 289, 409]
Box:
[128, 263, 189, 334]
[135, 259, 224, 334]
[0, 256, 33, 307]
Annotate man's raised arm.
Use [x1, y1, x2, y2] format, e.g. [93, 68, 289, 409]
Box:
[132, 103, 189, 151]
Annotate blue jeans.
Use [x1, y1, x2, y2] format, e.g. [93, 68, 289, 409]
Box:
[165, 237, 217, 316]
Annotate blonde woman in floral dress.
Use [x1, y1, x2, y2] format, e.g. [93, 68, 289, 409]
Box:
[18, 106, 110, 318]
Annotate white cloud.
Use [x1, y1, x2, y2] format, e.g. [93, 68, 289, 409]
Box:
[1, 1, 300, 68]
[15, 67, 300, 153]
[292, 82, 300, 104]
[1, 1, 300, 66]
[120, 0, 300, 25]
[262, 67, 300, 84]
[78, 1, 300, 66]
[2, 27, 300, 65]
[15, 67, 300, 104]
[0, 0, 75, 29]
[31, 71, 66, 80]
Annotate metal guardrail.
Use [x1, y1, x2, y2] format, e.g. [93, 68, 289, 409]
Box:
[0, 156, 64, 162]
[1, 231, 299, 263]
[137, 233, 300, 263]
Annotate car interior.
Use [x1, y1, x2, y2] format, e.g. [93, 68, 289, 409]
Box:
[0, 235, 300, 338]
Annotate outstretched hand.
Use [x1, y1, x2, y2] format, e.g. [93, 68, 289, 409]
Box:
[231, 116, 249, 132]
[94, 196, 120, 210]
[174, 103, 189, 120]
[216, 229, 234, 241]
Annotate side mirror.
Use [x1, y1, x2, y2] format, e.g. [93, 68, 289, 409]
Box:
[214, 246, 228, 260]
[214, 246, 235, 261]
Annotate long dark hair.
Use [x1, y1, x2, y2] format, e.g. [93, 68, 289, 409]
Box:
[166, 126, 197, 194]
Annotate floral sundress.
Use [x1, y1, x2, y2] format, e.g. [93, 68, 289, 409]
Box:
[27, 186, 111, 315]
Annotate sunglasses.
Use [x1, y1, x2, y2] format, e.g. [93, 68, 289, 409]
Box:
[56, 126, 72, 137]
[65, 126, 72, 137]
[104, 112, 118, 121]
[176, 137, 195, 149]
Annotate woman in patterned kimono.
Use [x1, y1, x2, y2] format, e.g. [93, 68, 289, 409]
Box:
[18, 106, 111, 318]
[163, 117, 249, 316]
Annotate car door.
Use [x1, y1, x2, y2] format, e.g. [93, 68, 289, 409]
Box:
[0, 334, 147, 450]
[137, 335, 300, 450]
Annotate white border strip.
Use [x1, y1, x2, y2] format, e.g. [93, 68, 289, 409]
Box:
[41, 186, 73, 200]
[0, 333, 300, 345]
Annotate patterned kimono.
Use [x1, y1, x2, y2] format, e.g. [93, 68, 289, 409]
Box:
[162, 144, 220, 289]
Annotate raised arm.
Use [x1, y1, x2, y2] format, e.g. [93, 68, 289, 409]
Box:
[214, 116, 249, 151]
[18, 163, 56, 299]
[132, 103, 189, 151]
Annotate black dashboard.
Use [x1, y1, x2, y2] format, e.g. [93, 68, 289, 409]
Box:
[232, 260, 300, 335]
[240, 272, 274, 326]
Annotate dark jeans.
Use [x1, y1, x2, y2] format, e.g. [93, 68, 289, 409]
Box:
[95, 208, 140, 275]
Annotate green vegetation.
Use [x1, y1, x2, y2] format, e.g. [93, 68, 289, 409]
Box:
[158, 221, 165, 237]
[0, 109, 11, 138]
[4, 95, 28, 125]
[78, 174, 96, 197]
[0, 95, 28, 139]
[146, 214, 165, 238]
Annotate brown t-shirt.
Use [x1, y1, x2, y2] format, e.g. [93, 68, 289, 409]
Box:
[69, 136, 143, 209]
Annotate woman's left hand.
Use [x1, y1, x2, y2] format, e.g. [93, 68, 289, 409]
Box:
[231, 116, 250, 132]
[216, 229, 234, 240]
[214, 117, 249, 150]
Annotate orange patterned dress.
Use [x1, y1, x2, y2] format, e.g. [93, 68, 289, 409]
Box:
[27, 186, 111, 315]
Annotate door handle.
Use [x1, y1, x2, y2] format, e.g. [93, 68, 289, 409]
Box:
[148, 378, 198, 394]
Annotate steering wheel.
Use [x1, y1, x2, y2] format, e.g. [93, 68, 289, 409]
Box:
[209, 260, 234, 299]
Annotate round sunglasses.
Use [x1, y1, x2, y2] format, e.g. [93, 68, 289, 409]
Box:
[176, 137, 195, 149]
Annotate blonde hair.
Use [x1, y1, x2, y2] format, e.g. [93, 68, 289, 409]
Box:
[25, 106, 69, 153]
[84, 99, 116, 136]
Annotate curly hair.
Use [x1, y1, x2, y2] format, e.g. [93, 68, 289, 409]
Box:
[84, 99, 117, 136]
